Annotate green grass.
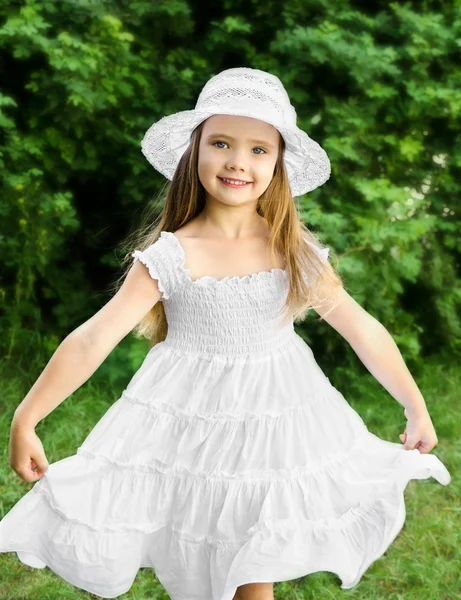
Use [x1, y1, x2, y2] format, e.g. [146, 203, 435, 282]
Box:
[0, 338, 458, 599]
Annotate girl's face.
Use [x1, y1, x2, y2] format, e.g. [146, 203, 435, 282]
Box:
[197, 114, 280, 207]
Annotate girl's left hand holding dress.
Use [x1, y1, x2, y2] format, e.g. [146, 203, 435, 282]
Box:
[399, 406, 439, 454]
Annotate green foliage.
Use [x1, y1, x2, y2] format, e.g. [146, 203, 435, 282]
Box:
[0, 0, 460, 372]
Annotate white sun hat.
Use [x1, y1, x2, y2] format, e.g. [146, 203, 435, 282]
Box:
[140, 66, 331, 197]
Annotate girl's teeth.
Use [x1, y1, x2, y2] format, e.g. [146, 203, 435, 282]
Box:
[221, 178, 248, 185]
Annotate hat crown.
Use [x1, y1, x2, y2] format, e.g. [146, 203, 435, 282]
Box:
[195, 67, 297, 127]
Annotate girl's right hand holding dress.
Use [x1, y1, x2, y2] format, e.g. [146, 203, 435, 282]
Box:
[6, 260, 160, 484]
[8, 418, 49, 482]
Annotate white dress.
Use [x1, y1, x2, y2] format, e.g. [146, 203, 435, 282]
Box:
[0, 231, 451, 600]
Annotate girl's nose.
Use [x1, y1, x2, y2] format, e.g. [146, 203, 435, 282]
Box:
[225, 154, 249, 171]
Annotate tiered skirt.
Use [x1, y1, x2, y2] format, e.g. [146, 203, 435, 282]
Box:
[0, 334, 451, 599]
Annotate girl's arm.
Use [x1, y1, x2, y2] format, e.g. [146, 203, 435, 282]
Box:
[12, 260, 163, 429]
[346, 319, 428, 417]
[314, 287, 438, 453]
[314, 287, 427, 417]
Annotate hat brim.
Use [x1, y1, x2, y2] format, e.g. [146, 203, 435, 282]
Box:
[141, 109, 330, 196]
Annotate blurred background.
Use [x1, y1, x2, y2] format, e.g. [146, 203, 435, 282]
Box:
[1, 0, 459, 598]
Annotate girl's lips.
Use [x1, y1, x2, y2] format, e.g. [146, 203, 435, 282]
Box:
[218, 177, 252, 188]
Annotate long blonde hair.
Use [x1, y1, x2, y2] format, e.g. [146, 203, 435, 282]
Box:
[111, 119, 344, 347]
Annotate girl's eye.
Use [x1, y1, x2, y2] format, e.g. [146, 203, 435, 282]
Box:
[212, 141, 266, 155]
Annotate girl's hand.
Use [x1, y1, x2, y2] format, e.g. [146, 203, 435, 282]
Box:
[399, 407, 439, 454]
[8, 419, 50, 483]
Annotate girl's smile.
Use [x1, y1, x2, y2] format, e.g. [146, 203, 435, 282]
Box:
[217, 176, 253, 188]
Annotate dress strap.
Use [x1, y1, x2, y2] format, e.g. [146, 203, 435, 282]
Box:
[131, 231, 183, 300]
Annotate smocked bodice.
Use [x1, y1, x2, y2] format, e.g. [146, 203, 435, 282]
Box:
[132, 231, 328, 358]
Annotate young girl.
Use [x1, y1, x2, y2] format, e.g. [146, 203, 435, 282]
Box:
[0, 67, 451, 600]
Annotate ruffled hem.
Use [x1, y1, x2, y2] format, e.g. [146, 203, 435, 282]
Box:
[131, 231, 186, 300]
[132, 231, 329, 293]
[220, 448, 450, 599]
[166, 230, 289, 287]
[133, 231, 292, 295]
[219, 489, 404, 599]
[132, 249, 168, 300]
[0, 447, 450, 599]
[165, 231, 329, 287]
